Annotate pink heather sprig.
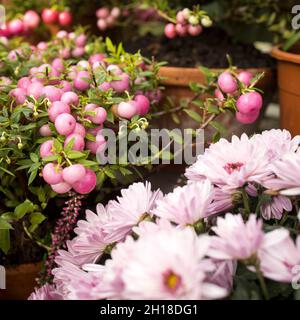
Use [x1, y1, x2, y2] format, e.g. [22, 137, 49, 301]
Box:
[38, 191, 84, 285]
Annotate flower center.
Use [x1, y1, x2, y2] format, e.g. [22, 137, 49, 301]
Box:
[224, 162, 244, 174]
[163, 270, 182, 293]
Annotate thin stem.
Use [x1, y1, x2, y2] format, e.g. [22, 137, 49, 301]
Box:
[23, 221, 51, 251]
[152, 105, 183, 117]
[200, 114, 217, 130]
[255, 263, 269, 300]
[157, 10, 177, 24]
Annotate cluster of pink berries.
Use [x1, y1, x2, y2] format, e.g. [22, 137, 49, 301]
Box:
[215, 71, 263, 124]
[164, 8, 212, 39]
[41, 8, 72, 27]
[0, 10, 40, 38]
[96, 7, 121, 31]
[8, 45, 158, 194]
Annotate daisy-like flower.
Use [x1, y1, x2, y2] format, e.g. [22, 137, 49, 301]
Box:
[103, 182, 163, 242]
[208, 213, 264, 261]
[260, 195, 292, 220]
[259, 228, 300, 282]
[28, 284, 63, 300]
[112, 227, 228, 300]
[263, 152, 300, 195]
[70, 204, 113, 266]
[250, 129, 300, 162]
[152, 180, 214, 226]
[185, 134, 270, 189]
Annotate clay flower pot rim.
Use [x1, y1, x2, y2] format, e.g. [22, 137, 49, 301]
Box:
[158, 66, 273, 87]
[271, 46, 300, 64]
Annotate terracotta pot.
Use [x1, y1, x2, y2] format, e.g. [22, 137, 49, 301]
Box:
[0, 262, 41, 300]
[271, 46, 300, 136]
[156, 66, 275, 138]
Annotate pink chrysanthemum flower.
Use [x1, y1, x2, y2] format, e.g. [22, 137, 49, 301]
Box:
[28, 284, 63, 300]
[260, 195, 292, 220]
[152, 180, 214, 226]
[109, 227, 228, 300]
[185, 134, 270, 189]
[251, 129, 300, 162]
[208, 213, 264, 260]
[259, 229, 300, 282]
[103, 182, 163, 242]
[263, 152, 300, 195]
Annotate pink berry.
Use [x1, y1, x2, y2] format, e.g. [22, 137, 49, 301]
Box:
[74, 71, 90, 91]
[96, 8, 110, 19]
[42, 163, 63, 185]
[59, 48, 71, 59]
[37, 42, 48, 50]
[110, 73, 130, 92]
[39, 124, 52, 136]
[98, 82, 111, 91]
[237, 71, 253, 86]
[72, 47, 85, 58]
[217, 72, 238, 94]
[175, 24, 188, 36]
[77, 60, 90, 69]
[72, 169, 97, 194]
[42, 86, 62, 102]
[56, 30, 68, 39]
[89, 54, 105, 65]
[62, 164, 86, 185]
[90, 107, 107, 124]
[214, 88, 225, 101]
[27, 82, 44, 99]
[87, 126, 103, 136]
[188, 24, 202, 36]
[42, 8, 58, 24]
[117, 101, 137, 119]
[111, 7, 121, 18]
[176, 11, 186, 24]
[85, 103, 98, 112]
[17, 77, 31, 90]
[64, 133, 85, 151]
[106, 64, 122, 75]
[51, 182, 72, 194]
[9, 88, 26, 105]
[58, 11, 72, 26]
[73, 123, 86, 137]
[75, 34, 87, 47]
[40, 140, 54, 158]
[48, 101, 71, 122]
[236, 110, 259, 124]
[52, 58, 64, 73]
[23, 10, 40, 29]
[8, 19, 24, 35]
[60, 80, 72, 93]
[61, 91, 79, 106]
[134, 95, 150, 115]
[86, 134, 106, 155]
[97, 19, 107, 31]
[236, 92, 263, 114]
[55, 113, 76, 136]
[164, 23, 177, 38]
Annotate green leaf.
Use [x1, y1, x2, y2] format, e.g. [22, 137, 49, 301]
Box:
[105, 37, 115, 53]
[282, 31, 300, 52]
[67, 151, 86, 159]
[210, 121, 226, 133]
[42, 155, 59, 162]
[29, 212, 46, 225]
[14, 199, 34, 220]
[77, 159, 99, 167]
[119, 167, 132, 176]
[28, 169, 38, 185]
[104, 168, 116, 179]
[30, 153, 39, 163]
[0, 217, 13, 230]
[183, 109, 202, 122]
[0, 229, 10, 254]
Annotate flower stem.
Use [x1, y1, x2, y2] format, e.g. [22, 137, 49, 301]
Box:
[255, 263, 269, 300]
[242, 188, 251, 215]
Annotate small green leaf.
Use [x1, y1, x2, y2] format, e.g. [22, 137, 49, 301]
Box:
[30, 153, 39, 163]
[29, 212, 46, 225]
[0, 217, 13, 230]
[14, 199, 34, 219]
[67, 151, 86, 159]
[183, 109, 202, 122]
[0, 229, 10, 254]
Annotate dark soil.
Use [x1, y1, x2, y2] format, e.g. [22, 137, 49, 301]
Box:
[124, 28, 274, 68]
